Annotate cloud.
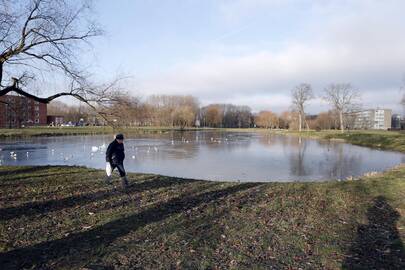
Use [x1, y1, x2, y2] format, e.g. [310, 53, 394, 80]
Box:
[135, 1, 405, 113]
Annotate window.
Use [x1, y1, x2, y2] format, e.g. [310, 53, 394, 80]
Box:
[35, 119, 39, 123]
[35, 106, 39, 111]
[35, 112, 40, 117]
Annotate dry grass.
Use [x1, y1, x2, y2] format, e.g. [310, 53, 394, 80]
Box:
[0, 165, 404, 269]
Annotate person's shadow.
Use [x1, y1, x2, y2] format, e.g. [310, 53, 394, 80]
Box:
[343, 196, 405, 269]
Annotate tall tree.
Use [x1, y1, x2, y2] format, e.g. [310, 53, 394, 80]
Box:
[291, 83, 314, 132]
[171, 106, 195, 129]
[0, 0, 119, 119]
[255, 110, 279, 129]
[203, 105, 223, 127]
[315, 111, 337, 130]
[323, 83, 361, 133]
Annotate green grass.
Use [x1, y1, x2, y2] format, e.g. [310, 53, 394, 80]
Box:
[0, 126, 214, 138]
[1, 166, 404, 269]
[0, 126, 114, 137]
[0, 126, 266, 138]
[277, 130, 405, 153]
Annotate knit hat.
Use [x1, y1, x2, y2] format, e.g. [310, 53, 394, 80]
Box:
[116, 133, 124, 140]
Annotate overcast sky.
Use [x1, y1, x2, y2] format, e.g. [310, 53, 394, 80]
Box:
[90, 0, 405, 114]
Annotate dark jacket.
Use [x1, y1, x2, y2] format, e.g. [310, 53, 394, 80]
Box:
[106, 140, 125, 164]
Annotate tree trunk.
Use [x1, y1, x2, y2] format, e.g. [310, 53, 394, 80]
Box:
[339, 110, 344, 133]
[0, 62, 3, 86]
[298, 113, 302, 132]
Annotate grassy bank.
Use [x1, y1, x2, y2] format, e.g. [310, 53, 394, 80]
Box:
[0, 126, 214, 138]
[0, 166, 404, 269]
[0, 126, 272, 139]
[0, 126, 114, 137]
[279, 130, 405, 153]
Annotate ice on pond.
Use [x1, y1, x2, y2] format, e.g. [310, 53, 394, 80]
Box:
[1, 132, 405, 182]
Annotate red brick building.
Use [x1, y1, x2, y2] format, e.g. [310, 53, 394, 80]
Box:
[0, 95, 47, 128]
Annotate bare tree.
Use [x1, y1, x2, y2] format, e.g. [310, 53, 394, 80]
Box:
[0, 0, 120, 122]
[171, 106, 195, 129]
[323, 83, 361, 133]
[103, 94, 143, 126]
[146, 95, 199, 127]
[314, 111, 337, 130]
[291, 83, 314, 132]
[255, 110, 279, 129]
[203, 104, 223, 127]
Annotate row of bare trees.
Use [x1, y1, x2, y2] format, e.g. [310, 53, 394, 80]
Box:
[291, 83, 361, 133]
[48, 95, 200, 129]
[200, 104, 252, 128]
[49, 96, 255, 129]
[50, 95, 352, 131]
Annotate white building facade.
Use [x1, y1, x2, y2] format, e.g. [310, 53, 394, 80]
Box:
[352, 109, 392, 130]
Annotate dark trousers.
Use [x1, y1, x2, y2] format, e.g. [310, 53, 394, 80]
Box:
[111, 163, 126, 177]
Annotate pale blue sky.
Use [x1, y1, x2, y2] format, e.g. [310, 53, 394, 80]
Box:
[92, 0, 308, 74]
[87, 0, 405, 113]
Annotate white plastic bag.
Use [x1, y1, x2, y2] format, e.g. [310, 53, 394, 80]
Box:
[106, 162, 112, 177]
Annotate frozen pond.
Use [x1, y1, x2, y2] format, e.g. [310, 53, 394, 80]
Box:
[0, 131, 404, 182]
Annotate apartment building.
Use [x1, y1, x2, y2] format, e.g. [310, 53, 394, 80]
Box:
[0, 95, 47, 128]
[352, 109, 392, 130]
